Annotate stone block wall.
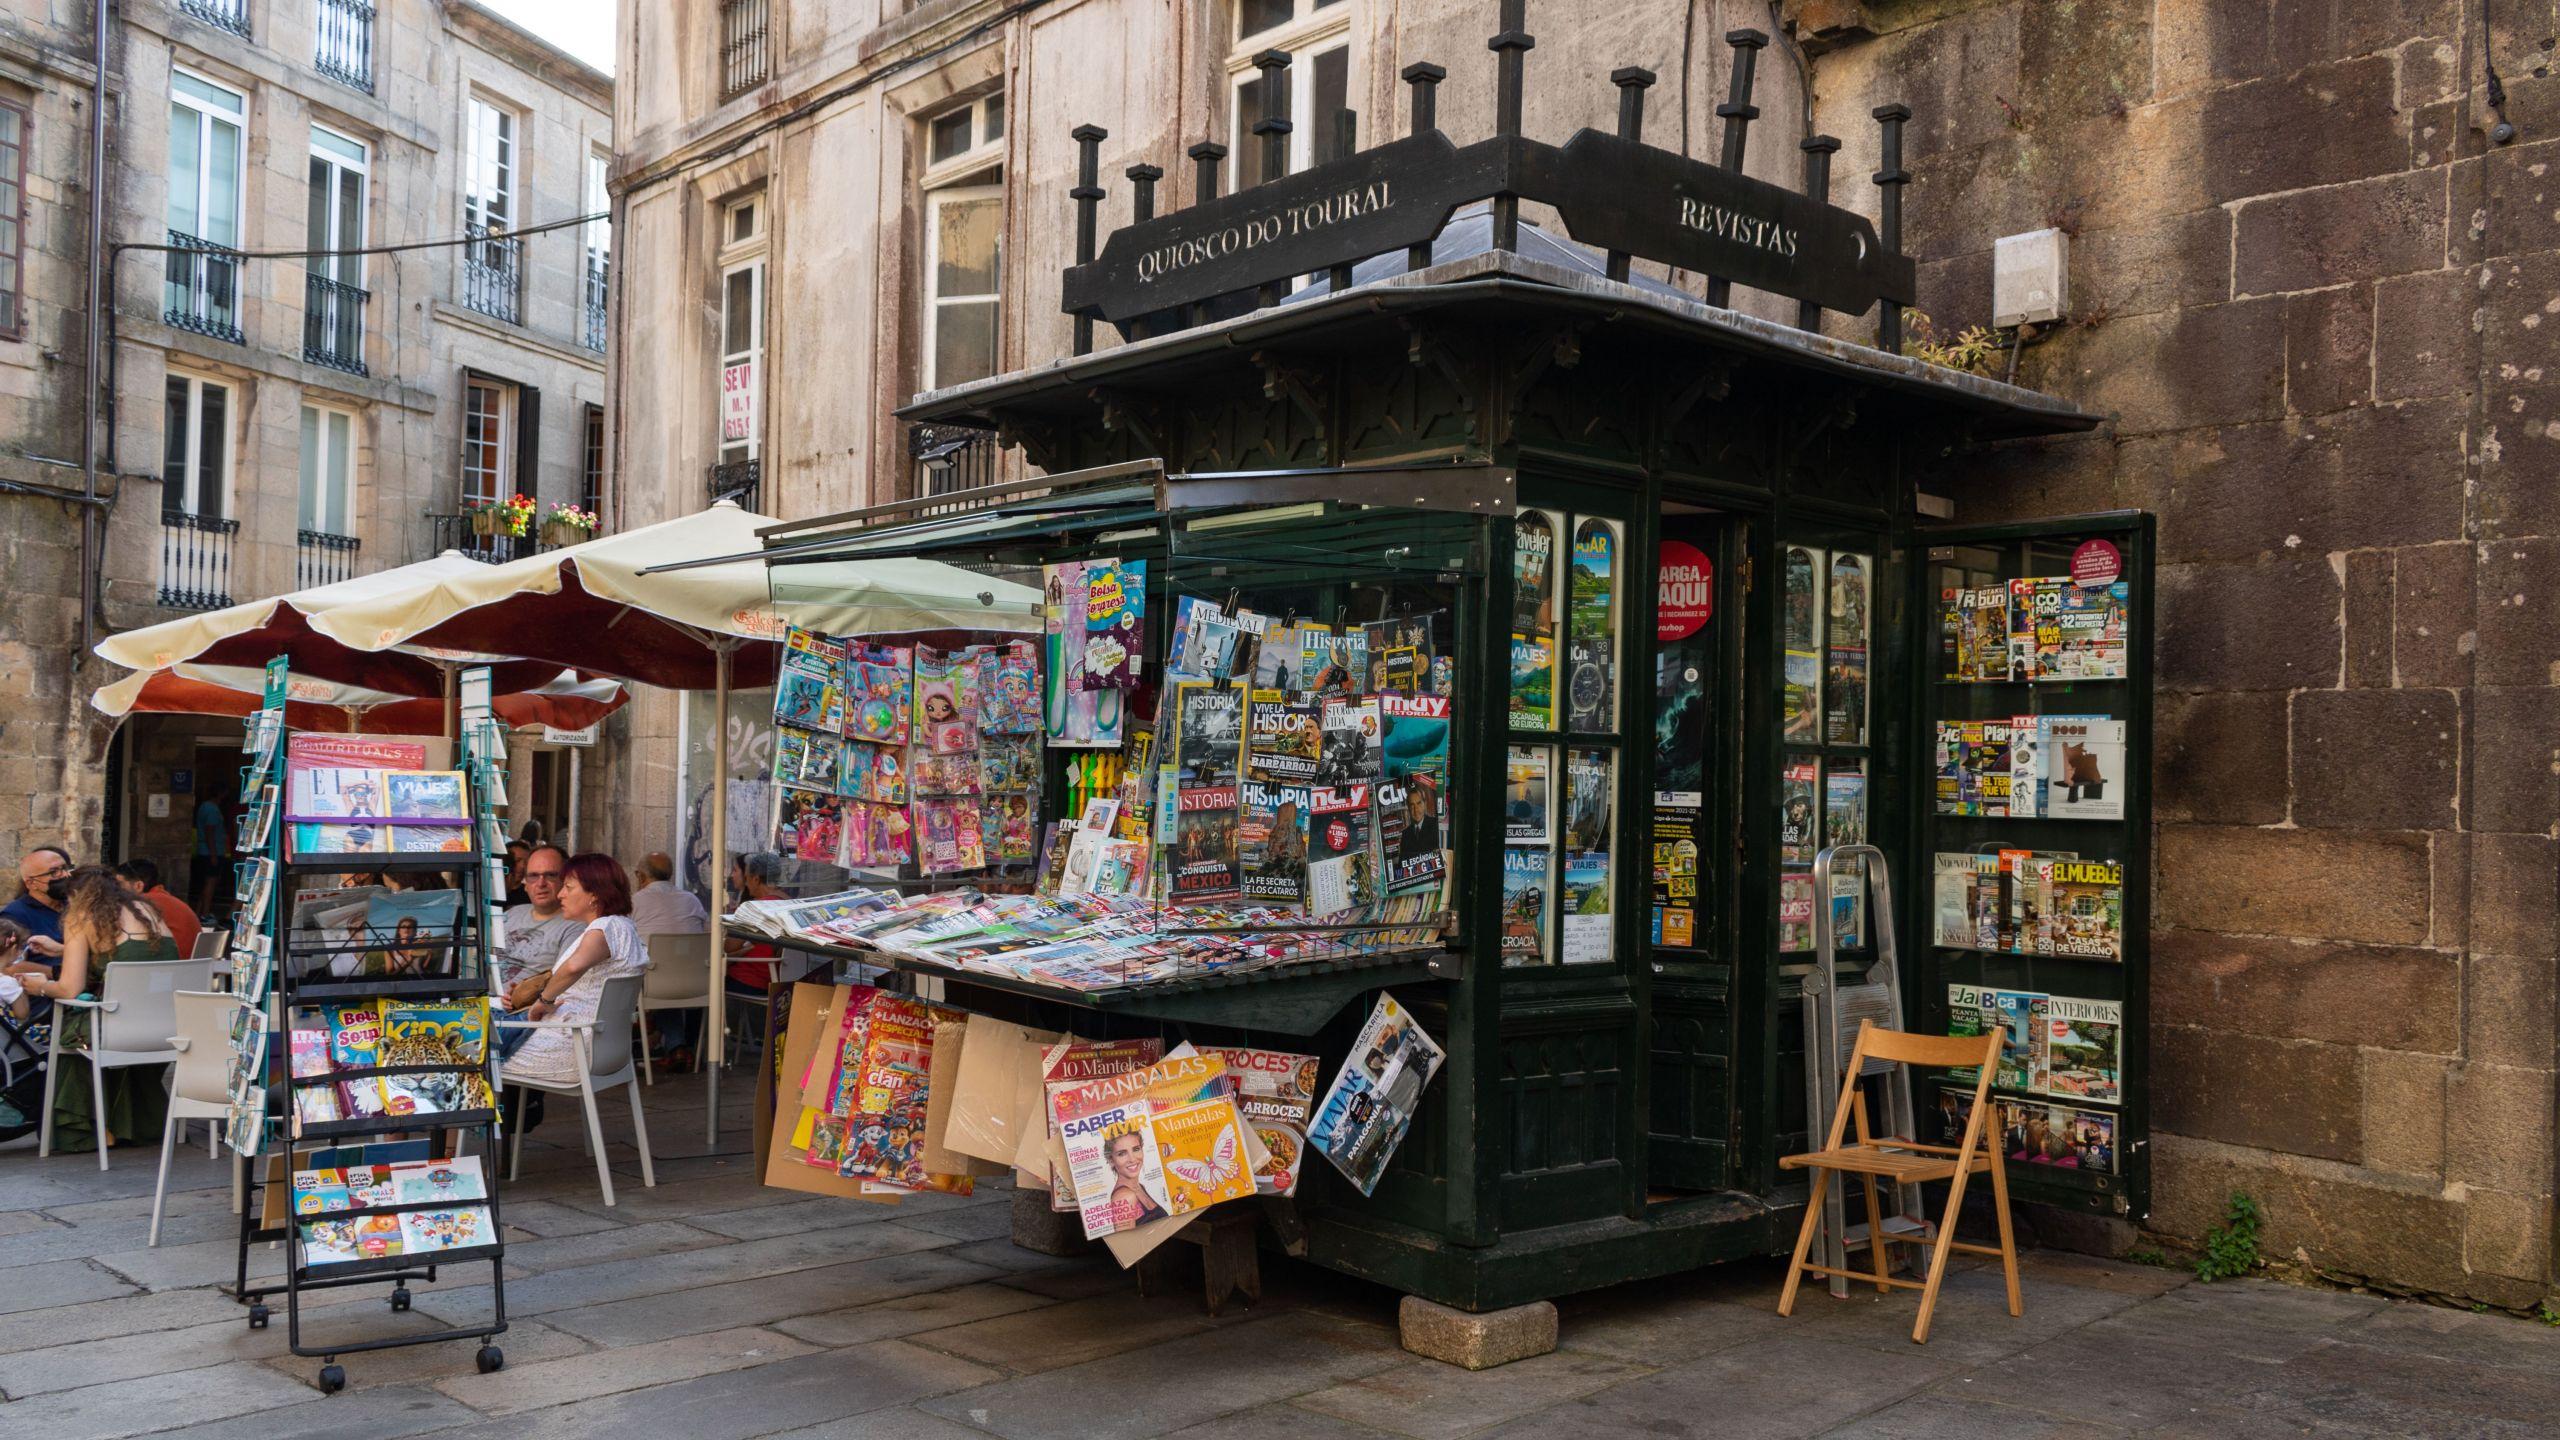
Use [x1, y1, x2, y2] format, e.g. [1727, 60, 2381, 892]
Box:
[1802, 0, 2557, 1306]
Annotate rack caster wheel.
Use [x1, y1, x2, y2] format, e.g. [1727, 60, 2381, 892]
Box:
[390, 1286, 411, 1312]
[247, 1303, 270, 1330]
[318, 1363, 346, 1393]
[475, 1344, 504, 1374]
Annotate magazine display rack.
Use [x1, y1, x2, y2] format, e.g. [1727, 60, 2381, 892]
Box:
[223, 677, 511, 1390]
[1912, 516, 2153, 1220]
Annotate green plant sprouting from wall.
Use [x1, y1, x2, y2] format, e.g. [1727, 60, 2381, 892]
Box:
[2194, 1191, 2264, 1281]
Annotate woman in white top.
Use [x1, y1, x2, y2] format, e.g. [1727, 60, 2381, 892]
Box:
[500, 853, 649, 1090]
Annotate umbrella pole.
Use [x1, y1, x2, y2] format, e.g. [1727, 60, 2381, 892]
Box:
[707, 644, 731, 1148]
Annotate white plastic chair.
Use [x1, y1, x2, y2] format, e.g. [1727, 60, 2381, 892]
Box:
[636, 932, 711, 1086]
[497, 972, 655, 1206]
[154, 990, 242, 1245]
[189, 928, 228, 961]
[39, 956, 216, 1171]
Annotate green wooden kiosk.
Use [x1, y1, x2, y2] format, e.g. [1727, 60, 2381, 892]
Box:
[757, 9, 2150, 1318]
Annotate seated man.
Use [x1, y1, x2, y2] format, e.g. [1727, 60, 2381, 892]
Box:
[628, 851, 707, 937]
[1, 847, 70, 969]
[115, 858, 202, 958]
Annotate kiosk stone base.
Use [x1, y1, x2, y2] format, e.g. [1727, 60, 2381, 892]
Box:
[1398, 1296, 1560, 1370]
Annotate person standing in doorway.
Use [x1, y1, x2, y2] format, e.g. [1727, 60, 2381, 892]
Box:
[190, 789, 229, 915]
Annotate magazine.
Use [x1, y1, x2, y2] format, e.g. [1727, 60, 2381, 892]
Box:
[1946, 983, 1990, 1080]
[775, 628, 848, 734]
[1560, 853, 1611, 964]
[1172, 683, 1245, 789]
[1508, 634, 1555, 731]
[393, 1156, 488, 1205]
[847, 643, 915, 745]
[1949, 585, 2012, 682]
[1154, 1096, 1258, 1215]
[1236, 781, 1308, 906]
[1824, 762, 1867, 851]
[2032, 994, 2122, 1103]
[398, 1206, 499, 1254]
[1308, 993, 1445, 1196]
[1304, 784, 1378, 918]
[1780, 758, 1818, 863]
[1170, 786, 1242, 902]
[1946, 1091, 2121, 1173]
[1988, 988, 2042, 1091]
[364, 891, 459, 977]
[833, 994, 936, 1190]
[2039, 715, 2127, 821]
[1504, 746, 1552, 844]
[1362, 611, 1444, 696]
[1778, 872, 1815, 951]
[1932, 854, 1982, 950]
[1316, 697, 1383, 787]
[2036, 857, 2124, 958]
[914, 645, 983, 756]
[1244, 689, 1320, 784]
[1500, 847, 1548, 964]
[1933, 720, 2017, 816]
[1825, 553, 1869, 745]
[1378, 772, 1447, 896]
[1563, 749, 1610, 853]
[1050, 1050, 1225, 1238]
[1079, 558, 1144, 689]
[2043, 580, 2129, 680]
[1197, 1046, 1320, 1197]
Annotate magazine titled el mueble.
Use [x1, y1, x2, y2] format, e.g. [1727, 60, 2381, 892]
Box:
[1308, 992, 1447, 1196]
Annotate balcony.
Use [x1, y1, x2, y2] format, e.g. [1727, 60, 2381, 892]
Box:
[911, 425, 1000, 500]
[720, 0, 771, 99]
[709, 458, 761, 510]
[429, 513, 530, 565]
[297, 530, 361, 589]
[178, 0, 250, 38]
[314, 0, 375, 92]
[461, 225, 521, 325]
[164, 231, 243, 344]
[159, 507, 239, 611]
[303, 272, 369, 375]
[582, 258, 609, 353]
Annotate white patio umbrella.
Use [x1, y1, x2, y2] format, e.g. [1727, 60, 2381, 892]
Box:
[301, 501, 1043, 1143]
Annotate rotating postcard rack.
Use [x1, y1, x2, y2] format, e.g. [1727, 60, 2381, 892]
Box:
[222, 664, 512, 1390]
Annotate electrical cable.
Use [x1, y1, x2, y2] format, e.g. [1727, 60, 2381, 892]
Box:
[109, 210, 609, 262]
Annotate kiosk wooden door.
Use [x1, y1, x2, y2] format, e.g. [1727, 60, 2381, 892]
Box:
[1644, 510, 1742, 1193]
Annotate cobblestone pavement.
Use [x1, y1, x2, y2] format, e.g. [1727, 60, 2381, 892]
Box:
[2, 1080, 2555, 1439]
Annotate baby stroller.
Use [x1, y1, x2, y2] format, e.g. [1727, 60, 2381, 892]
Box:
[0, 1008, 48, 1143]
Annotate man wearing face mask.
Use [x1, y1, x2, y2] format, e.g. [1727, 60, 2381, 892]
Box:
[2, 847, 72, 968]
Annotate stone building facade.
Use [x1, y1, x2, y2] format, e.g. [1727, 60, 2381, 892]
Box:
[0, 0, 613, 878]
[609, 0, 2556, 1306]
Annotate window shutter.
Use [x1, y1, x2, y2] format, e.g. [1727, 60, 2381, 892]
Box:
[515, 383, 542, 498]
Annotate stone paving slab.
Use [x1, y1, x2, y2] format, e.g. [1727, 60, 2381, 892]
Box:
[1294, 1350, 1657, 1440]
[435, 1323, 817, 1415]
[1483, 1331, 1963, 1440]
[767, 1279, 1053, 1348]
[536, 1247, 1008, 1347]
[0, 1257, 139, 1314]
[919, 1311, 1409, 1440]
[410, 1338, 1002, 1440]
[0, 1357, 320, 1440]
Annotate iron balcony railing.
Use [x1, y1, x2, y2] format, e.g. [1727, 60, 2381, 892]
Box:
[709, 458, 761, 510]
[164, 231, 244, 344]
[297, 529, 361, 589]
[582, 257, 609, 352]
[159, 506, 239, 611]
[911, 424, 1000, 500]
[720, 0, 771, 99]
[303, 272, 369, 374]
[461, 224, 521, 324]
[314, 0, 376, 92]
[178, 0, 250, 38]
[429, 513, 530, 565]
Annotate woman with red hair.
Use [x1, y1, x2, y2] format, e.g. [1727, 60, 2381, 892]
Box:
[497, 852, 648, 1091]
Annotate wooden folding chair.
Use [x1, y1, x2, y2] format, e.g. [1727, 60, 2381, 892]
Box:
[1777, 1020, 2018, 1343]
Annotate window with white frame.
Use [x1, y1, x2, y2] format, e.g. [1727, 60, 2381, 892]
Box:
[716, 196, 765, 470]
[305, 126, 368, 371]
[463, 96, 521, 320]
[0, 100, 27, 340]
[164, 372, 233, 518]
[919, 93, 1004, 392]
[582, 150, 611, 351]
[1229, 0, 1353, 188]
[299, 401, 357, 536]
[167, 72, 246, 339]
[462, 376, 512, 507]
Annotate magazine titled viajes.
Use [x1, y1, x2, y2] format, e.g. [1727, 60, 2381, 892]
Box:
[1308, 992, 1446, 1196]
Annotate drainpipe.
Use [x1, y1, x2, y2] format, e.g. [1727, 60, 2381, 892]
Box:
[78, 0, 111, 654]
